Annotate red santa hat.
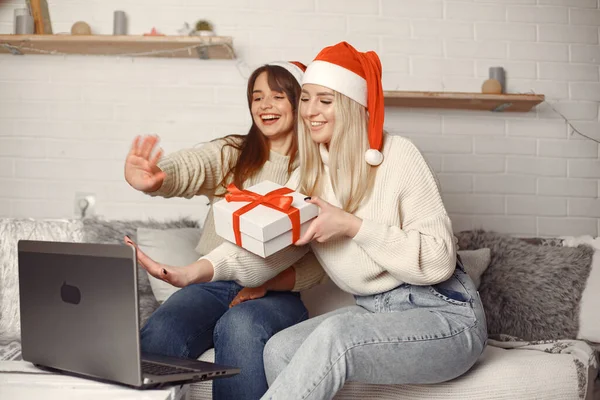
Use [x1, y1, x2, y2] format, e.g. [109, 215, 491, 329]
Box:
[302, 42, 384, 166]
[268, 61, 307, 86]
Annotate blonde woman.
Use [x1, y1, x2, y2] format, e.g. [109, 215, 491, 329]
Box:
[130, 43, 487, 400]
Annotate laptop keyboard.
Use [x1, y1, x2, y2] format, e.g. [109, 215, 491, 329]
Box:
[141, 360, 196, 376]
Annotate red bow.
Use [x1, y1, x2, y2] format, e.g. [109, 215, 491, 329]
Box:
[225, 184, 300, 248]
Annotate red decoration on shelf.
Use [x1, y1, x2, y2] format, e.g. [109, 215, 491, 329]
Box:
[143, 27, 165, 36]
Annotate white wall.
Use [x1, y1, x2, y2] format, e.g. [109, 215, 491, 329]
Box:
[0, 0, 599, 237]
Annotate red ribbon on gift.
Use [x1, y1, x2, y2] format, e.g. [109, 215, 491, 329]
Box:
[225, 183, 301, 248]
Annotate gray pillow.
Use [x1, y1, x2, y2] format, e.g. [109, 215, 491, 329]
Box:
[136, 227, 203, 303]
[456, 229, 594, 341]
[82, 218, 199, 326]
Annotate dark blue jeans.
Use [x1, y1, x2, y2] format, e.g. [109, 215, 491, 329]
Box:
[140, 281, 308, 400]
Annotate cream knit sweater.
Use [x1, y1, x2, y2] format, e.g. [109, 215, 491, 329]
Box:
[203, 135, 457, 296]
[149, 138, 326, 291]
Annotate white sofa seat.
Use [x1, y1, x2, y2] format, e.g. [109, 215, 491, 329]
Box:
[191, 345, 597, 400]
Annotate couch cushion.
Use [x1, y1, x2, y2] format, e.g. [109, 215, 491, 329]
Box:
[456, 230, 595, 342]
[0, 218, 84, 341]
[194, 342, 595, 400]
[333, 344, 593, 400]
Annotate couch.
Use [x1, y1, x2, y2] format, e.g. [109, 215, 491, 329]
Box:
[0, 217, 598, 400]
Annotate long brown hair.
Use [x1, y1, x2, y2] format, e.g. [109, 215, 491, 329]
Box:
[214, 65, 301, 195]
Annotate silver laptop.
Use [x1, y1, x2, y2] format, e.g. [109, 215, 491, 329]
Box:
[18, 240, 240, 389]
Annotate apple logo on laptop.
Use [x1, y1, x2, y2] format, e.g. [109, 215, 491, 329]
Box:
[61, 281, 81, 305]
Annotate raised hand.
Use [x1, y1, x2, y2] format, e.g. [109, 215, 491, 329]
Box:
[124, 236, 213, 288]
[124, 135, 167, 193]
[294, 197, 362, 246]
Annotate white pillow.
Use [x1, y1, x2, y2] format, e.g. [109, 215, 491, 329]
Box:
[136, 227, 202, 303]
[561, 235, 600, 344]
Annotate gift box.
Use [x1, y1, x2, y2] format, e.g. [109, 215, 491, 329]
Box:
[213, 180, 319, 257]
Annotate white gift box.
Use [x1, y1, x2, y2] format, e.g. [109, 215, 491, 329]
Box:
[213, 180, 319, 257]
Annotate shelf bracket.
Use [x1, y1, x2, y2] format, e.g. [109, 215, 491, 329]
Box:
[1, 44, 23, 55]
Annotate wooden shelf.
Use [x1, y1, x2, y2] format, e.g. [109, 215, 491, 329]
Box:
[384, 91, 544, 112]
[0, 34, 235, 59]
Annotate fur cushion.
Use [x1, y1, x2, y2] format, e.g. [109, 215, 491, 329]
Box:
[0, 219, 84, 341]
[456, 230, 594, 341]
[82, 218, 199, 327]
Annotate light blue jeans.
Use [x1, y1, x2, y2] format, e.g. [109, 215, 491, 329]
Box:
[261, 264, 487, 400]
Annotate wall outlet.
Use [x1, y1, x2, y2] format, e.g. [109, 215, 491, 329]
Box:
[74, 192, 96, 219]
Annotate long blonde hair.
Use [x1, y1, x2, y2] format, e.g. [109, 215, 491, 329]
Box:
[297, 91, 377, 213]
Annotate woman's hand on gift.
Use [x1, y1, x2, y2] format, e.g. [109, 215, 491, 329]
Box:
[229, 286, 268, 307]
[124, 135, 167, 193]
[124, 236, 214, 287]
[294, 197, 362, 245]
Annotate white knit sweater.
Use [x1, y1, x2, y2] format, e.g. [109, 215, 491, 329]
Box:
[204, 135, 457, 296]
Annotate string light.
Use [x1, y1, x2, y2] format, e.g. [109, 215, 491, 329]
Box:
[539, 98, 600, 145]
[1, 41, 236, 59]
[516, 90, 598, 144]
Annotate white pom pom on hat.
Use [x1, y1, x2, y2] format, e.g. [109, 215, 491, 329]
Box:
[303, 42, 384, 166]
[365, 149, 384, 166]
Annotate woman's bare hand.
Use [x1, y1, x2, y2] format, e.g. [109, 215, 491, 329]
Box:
[295, 197, 362, 245]
[124, 135, 166, 193]
[124, 236, 213, 287]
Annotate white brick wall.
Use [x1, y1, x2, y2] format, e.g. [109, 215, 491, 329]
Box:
[476, 23, 537, 42]
[1, 0, 599, 237]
